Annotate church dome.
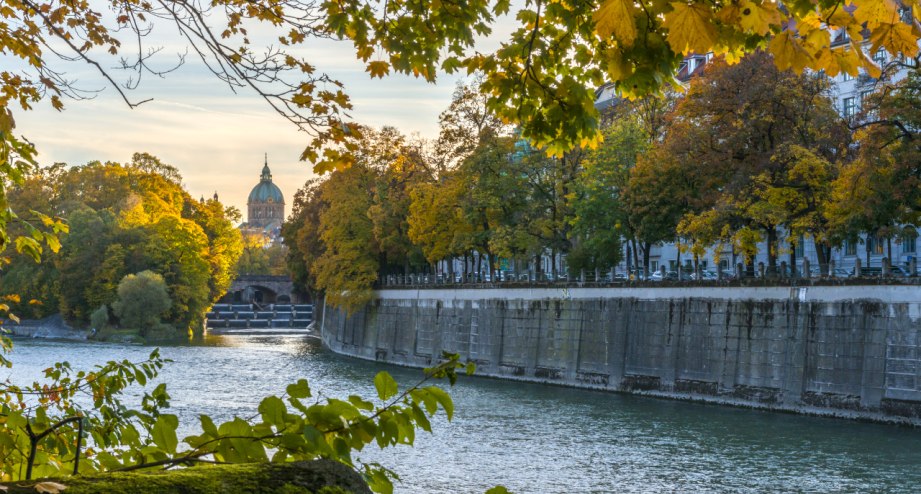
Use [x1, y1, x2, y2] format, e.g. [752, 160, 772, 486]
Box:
[247, 162, 284, 205]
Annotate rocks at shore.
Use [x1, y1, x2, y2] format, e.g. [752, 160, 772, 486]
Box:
[5, 314, 88, 340]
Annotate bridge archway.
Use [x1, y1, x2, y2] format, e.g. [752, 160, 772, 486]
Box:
[221, 275, 306, 305]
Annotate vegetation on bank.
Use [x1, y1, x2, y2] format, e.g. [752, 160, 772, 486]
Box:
[284, 53, 921, 309]
[0, 154, 243, 339]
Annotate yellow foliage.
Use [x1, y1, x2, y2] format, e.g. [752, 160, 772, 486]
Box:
[594, 0, 637, 46]
[738, 0, 781, 36]
[663, 3, 717, 55]
[769, 30, 813, 73]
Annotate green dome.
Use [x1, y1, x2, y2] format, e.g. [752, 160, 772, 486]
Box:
[248, 162, 284, 204]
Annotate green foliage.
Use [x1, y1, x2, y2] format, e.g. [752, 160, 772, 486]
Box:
[1, 158, 242, 334]
[112, 271, 172, 337]
[90, 305, 110, 332]
[0, 347, 476, 494]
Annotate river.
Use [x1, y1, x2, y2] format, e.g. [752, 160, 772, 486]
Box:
[5, 334, 921, 493]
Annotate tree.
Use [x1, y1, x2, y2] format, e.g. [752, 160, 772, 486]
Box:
[2, 0, 917, 174]
[313, 163, 379, 311]
[661, 52, 847, 273]
[112, 270, 172, 337]
[282, 178, 328, 303]
[827, 64, 921, 265]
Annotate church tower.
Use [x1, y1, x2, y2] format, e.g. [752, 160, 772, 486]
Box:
[246, 154, 285, 232]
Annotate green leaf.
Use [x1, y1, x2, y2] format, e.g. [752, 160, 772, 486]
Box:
[258, 395, 287, 426]
[485, 486, 513, 494]
[286, 378, 312, 399]
[426, 386, 454, 421]
[151, 415, 179, 454]
[374, 371, 398, 401]
[200, 414, 218, 437]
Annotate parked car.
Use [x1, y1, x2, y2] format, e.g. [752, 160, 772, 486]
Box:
[649, 270, 680, 282]
[690, 270, 719, 281]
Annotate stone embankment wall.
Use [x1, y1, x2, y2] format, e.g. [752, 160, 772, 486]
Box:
[321, 286, 921, 424]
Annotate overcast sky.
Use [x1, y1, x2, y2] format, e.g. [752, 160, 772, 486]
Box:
[15, 33, 472, 219]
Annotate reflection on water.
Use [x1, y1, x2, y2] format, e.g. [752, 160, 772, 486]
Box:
[6, 335, 921, 493]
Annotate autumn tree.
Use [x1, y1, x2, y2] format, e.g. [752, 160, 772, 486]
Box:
[313, 163, 379, 311]
[281, 178, 327, 304]
[827, 64, 921, 265]
[663, 52, 847, 273]
[0, 158, 241, 335]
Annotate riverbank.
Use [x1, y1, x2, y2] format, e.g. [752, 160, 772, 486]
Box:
[6, 315, 88, 340]
[321, 286, 921, 426]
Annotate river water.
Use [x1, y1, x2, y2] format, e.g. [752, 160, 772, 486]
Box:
[5, 334, 921, 493]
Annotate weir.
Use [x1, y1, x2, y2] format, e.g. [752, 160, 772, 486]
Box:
[321, 286, 921, 424]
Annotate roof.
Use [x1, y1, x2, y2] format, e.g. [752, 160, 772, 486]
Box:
[247, 160, 284, 204]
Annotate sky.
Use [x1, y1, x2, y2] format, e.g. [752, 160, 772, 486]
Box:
[14, 28, 476, 219]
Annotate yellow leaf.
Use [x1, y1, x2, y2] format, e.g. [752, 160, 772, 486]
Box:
[715, 4, 741, 24]
[366, 61, 390, 78]
[738, 0, 781, 36]
[870, 21, 920, 58]
[594, 0, 637, 46]
[663, 2, 717, 55]
[851, 0, 899, 30]
[851, 39, 883, 77]
[33, 482, 67, 494]
[769, 30, 814, 73]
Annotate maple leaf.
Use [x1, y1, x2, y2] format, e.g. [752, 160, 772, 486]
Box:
[852, 0, 899, 30]
[738, 0, 781, 36]
[769, 30, 813, 73]
[850, 40, 883, 78]
[663, 2, 717, 55]
[366, 60, 390, 78]
[594, 0, 637, 46]
[870, 21, 920, 58]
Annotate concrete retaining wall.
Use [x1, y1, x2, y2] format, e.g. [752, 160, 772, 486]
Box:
[321, 286, 921, 424]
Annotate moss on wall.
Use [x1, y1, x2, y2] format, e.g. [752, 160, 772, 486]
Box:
[1, 459, 371, 494]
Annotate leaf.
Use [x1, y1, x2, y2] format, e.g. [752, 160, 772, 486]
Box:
[426, 386, 454, 421]
[663, 3, 717, 55]
[485, 487, 512, 494]
[852, 0, 899, 30]
[200, 414, 219, 437]
[769, 30, 813, 73]
[374, 371, 398, 401]
[286, 379, 311, 399]
[366, 61, 390, 78]
[738, 0, 781, 36]
[152, 415, 178, 454]
[594, 0, 637, 46]
[870, 21, 919, 59]
[33, 482, 67, 494]
[258, 396, 287, 426]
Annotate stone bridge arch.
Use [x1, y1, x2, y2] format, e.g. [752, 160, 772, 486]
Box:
[222, 275, 307, 305]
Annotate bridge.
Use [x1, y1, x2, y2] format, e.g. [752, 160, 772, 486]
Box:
[222, 275, 308, 305]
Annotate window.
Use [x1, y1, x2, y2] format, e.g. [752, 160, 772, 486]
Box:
[902, 234, 917, 254]
[868, 235, 885, 255]
[650, 260, 659, 272]
[841, 71, 852, 82]
[794, 236, 805, 257]
[845, 240, 857, 256]
[843, 97, 858, 119]
[873, 49, 887, 65]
